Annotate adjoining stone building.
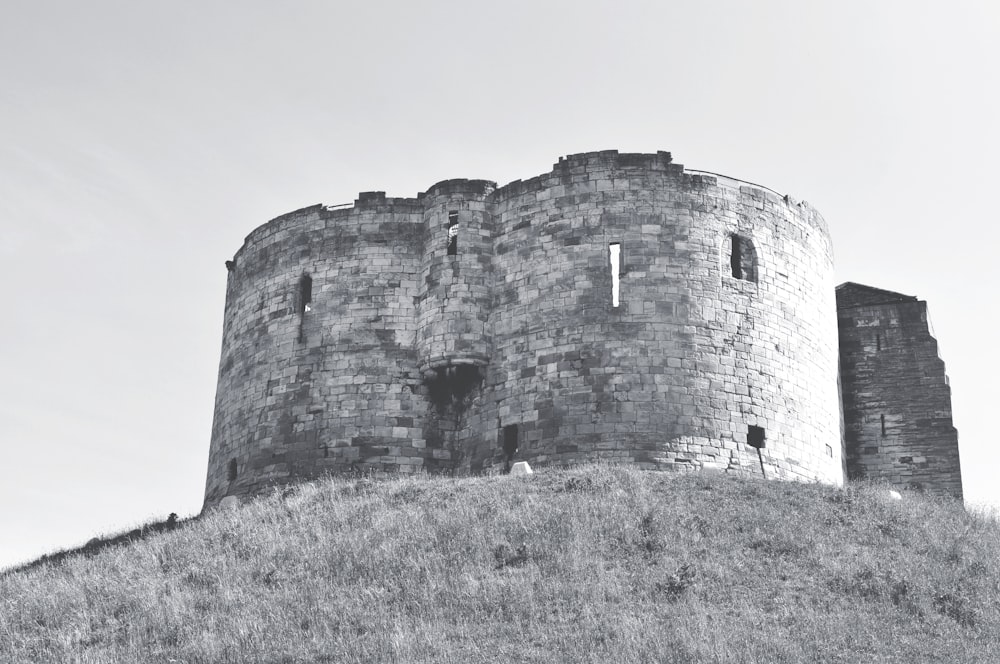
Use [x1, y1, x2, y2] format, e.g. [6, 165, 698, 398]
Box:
[203, 150, 962, 508]
[836, 283, 962, 498]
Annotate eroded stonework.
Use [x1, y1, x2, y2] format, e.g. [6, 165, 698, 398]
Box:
[836, 284, 962, 498]
[203, 150, 961, 508]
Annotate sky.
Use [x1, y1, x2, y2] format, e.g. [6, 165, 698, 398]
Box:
[1, 0, 997, 570]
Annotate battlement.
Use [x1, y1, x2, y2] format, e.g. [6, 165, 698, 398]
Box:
[352, 191, 424, 211]
[424, 179, 497, 198]
[493, 150, 684, 202]
[554, 149, 675, 171]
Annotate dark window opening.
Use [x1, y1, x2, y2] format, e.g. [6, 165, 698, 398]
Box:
[876, 334, 881, 351]
[747, 425, 766, 449]
[447, 211, 459, 255]
[502, 424, 519, 472]
[299, 274, 312, 314]
[728, 234, 758, 282]
[880, 414, 887, 436]
[609, 242, 621, 307]
[227, 458, 238, 482]
[730, 236, 742, 278]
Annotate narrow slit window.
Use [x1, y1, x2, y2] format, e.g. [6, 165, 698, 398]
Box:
[876, 334, 881, 351]
[447, 211, 459, 255]
[747, 425, 766, 449]
[728, 234, 758, 282]
[609, 242, 621, 307]
[299, 274, 312, 314]
[227, 458, 238, 482]
[880, 414, 887, 436]
[730, 236, 742, 278]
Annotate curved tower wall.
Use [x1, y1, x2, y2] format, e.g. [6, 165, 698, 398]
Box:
[205, 195, 430, 506]
[478, 152, 842, 483]
[416, 180, 495, 374]
[205, 151, 844, 508]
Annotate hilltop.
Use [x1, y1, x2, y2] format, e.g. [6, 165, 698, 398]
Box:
[2, 466, 998, 663]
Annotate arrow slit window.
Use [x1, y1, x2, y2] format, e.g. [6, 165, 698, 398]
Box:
[447, 211, 459, 255]
[609, 242, 621, 307]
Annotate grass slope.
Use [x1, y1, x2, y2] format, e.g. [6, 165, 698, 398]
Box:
[2, 465, 999, 663]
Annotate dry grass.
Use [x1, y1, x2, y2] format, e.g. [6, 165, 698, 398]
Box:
[3, 465, 999, 663]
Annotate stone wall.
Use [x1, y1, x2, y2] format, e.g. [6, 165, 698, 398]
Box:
[475, 152, 843, 483]
[205, 196, 431, 505]
[204, 151, 847, 508]
[836, 283, 963, 498]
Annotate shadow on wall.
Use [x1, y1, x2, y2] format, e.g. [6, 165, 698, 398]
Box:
[423, 364, 485, 474]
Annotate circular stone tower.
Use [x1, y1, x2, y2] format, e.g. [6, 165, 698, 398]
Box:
[204, 151, 843, 508]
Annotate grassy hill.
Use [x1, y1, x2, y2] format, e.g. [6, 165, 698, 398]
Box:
[2, 465, 999, 663]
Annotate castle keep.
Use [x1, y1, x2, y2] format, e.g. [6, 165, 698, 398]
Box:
[204, 151, 962, 508]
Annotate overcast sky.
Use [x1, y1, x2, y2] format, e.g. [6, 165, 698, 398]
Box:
[2, 0, 997, 570]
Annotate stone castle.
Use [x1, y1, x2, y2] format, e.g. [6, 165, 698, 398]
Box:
[203, 150, 962, 508]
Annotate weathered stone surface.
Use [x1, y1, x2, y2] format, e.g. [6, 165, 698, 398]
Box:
[837, 283, 963, 499]
[202, 150, 960, 508]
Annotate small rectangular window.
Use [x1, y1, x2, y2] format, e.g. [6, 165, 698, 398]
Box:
[503, 424, 518, 457]
[609, 242, 621, 307]
[502, 423, 519, 473]
[880, 414, 887, 436]
[447, 211, 459, 255]
[747, 425, 766, 449]
[729, 234, 758, 282]
[227, 458, 238, 482]
[876, 334, 881, 351]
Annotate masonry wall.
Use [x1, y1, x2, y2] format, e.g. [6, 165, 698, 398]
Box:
[836, 285, 963, 498]
[474, 152, 843, 483]
[205, 195, 432, 506]
[416, 180, 495, 375]
[205, 151, 845, 508]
